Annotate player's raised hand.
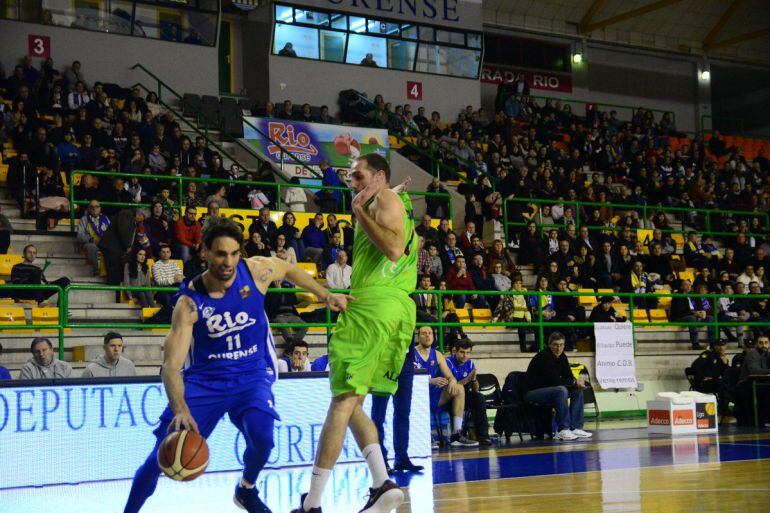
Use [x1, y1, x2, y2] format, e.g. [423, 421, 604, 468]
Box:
[391, 176, 412, 193]
[168, 410, 200, 434]
[325, 292, 355, 312]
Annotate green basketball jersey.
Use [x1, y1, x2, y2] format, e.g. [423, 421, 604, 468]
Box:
[350, 191, 417, 293]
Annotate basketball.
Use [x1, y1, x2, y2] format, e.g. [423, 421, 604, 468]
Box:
[157, 430, 209, 482]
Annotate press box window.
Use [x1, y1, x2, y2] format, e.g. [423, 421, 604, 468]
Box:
[273, 24, 320, 59]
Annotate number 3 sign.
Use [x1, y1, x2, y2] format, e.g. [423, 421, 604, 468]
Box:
[406, 81, 422, 101]
[28, 35, 51, 59]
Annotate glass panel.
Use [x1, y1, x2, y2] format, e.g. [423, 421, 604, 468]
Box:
[346, 33, 386, 67]
[72, 0, 101, 32]
[40, 0, 76, 26]
[320, 30, 346, 63]
[436, 29, 464, 45]
[104, 0, 134, 35]
[401, 24, 418, 40]
[294, 9, 328, 26]
[467, 33, 481, 49]
[368, 19, 398, 35]
[416, 44, 479, 78]
[273, 23, 319, 58]
[184, 10, 216, 45]
[388, 39, 416, 71]
[1, 0, 21, 20]
[275, 4, 293, 23]
[133, 3, 159, 38]
[419, 26, 434, 41]
[330, 13, 347, 29]
[349, 16, 366, 33]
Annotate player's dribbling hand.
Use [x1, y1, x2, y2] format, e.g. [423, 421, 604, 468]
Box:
[168, 411, 200, 434]
[325, 292, 355, 312]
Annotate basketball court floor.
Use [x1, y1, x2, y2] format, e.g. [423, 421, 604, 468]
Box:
[2, 425, 769, 513]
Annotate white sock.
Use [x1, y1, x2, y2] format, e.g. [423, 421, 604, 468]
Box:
[453, 416, 463, 434]
[362, 443, 389, 488]
[303, 466, 331, 510]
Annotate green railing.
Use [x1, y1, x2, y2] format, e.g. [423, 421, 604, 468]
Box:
[13, 285, 769, 362]
[348, 90, 497, 188]
[528, 94, 675, 128]
[0, 284, 65, 359]
[67, 169, 452, 232]
[502, 196, 770, 244]
[131, 63, 322, 180]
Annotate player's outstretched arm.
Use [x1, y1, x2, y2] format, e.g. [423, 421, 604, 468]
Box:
[247, 256, 354, 312]
[352, 180, 405, 262]
[161, 295, 199, 433]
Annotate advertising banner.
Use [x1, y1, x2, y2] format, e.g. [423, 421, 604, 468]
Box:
[480, 65, 573, 93]
[594, 322, 638, 389]
[242, 118, 389, 168]
[0, 375, 431, 488]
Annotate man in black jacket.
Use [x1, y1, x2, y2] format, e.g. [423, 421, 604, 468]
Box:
[735, 335, 770, 425]
[670, 279, 714, 349]
[6, 151, 37, 214]
[553, 278, 586, 351]
[248, 207, 278, 247]
[10, 244, 71, 304]
[523, 332, 592, 441]
[691, 339, 729, 411]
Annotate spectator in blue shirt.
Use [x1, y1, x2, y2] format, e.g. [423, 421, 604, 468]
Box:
[0, 343, 12, 380]
[56, 131, 80, 170]
[446, 339, 491, 445]
[317, 160, 342, 212]
[301, 213, 327, 264]
[311, 354, 329, 371]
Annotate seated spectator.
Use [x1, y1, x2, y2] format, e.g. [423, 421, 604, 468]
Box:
[10, 244, 71, 305]
[360, 53, 379, 67]
[412, 274, 438, 321]
[172, 206, 201, 263]
[486, 239, 516, 275]
[426, 178, 450, 219]
[278, 212, 305, 262]
[670, 279, 715, 349]
[690, 339, 729, 412]
[265, 277, 307, 344]
[278, 42, 297, 57]
[529, 275, 556, 347]
[446, 339, 491, 445]
[19, 337, 73, 379]
[124, 248, 153, 307]
[736, 335, 770, 425]
[301, 213, 327, 264]
[99, 209, 142, 285]
[322, 231, 345, 269]
[589, 296, 627, 330]
[445, 256, 477, 308]
[518, 221, 543, 267]
[277, 340, 312, 373]
[523, 332, 592, 441]
[323, 214, 342, 243]
[458, 221, 479, 250]
[6, 150, 36, 213]
[283, 177, 309, 212]
[593, 241, 620, 288]
[553, 278, 587, 351]
[464, 235, 486, 261]
[205, 184, 229, 209]
[469, 254, 495, 309]
[737, 265, 759, 288]
[318, 161, 343, 212]
[490, 261, 511, 291]
[244, 231, 272, 258]
[624, 260, 658, 310]
[272, 233, 298, 264]
[82, 332, 136, 378]
[37, 166, 70, 229]
[493, 277, 533, 352]
[717, 283, 749, 346]
[76, 200, 110, 276]
[0, 343, 10, 380]
[440, 232, 464, 272]
[413, 326, 477, 447]
[183, 244, 209, 278]
[326, 249, 352, 290]
[152, 244, 183, 308]
[201, 200, 224, 234]
[415, 214, 439, 244]
[732, 338, 755, 369]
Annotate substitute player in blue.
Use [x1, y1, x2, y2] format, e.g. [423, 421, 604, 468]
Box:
[123, 218, 351, 513]
[413, 326, 477, 447]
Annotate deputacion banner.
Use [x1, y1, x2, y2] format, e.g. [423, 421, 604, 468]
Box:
[594, 322, 638, 389]
[242, 118, 389, 168]
[0, 375, 430, 488]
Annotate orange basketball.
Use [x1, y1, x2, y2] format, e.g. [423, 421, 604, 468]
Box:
[157, 430, 209, 481]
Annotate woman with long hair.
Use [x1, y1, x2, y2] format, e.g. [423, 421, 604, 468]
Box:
[123, 248, 153, 307]
[277, 211, 305, 261]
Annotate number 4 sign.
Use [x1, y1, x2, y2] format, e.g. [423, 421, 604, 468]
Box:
[28, 35, 51, 59]
[406, 81, 422, 101]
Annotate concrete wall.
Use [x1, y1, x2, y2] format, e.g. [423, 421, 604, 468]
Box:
[0, 19, 219, 95]
[268, 54, 480, 120]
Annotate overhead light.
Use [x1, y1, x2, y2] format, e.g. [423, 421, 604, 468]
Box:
[700, 69, 710, 80]
[572, 53, 583, 64]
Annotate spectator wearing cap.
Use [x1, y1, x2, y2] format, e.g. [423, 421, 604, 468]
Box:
[690, 339, 729, 411]
[19, 337, 73, 380]
[82, 332, 136, 378]
[732, 338, 756, 369]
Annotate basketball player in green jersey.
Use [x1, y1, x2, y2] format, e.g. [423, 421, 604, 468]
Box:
[291, 153, 417, 513]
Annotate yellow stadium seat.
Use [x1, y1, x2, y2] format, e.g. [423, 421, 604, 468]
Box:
[631, 309, 649, 323]
[0, 164, 8, 183]
[32, 307, 58, 324]
[456, 309, 470, 322]
[472, 308, 492, 323]
[670, 233, 685, 249]
[142, 307, 160, 320]
[0, 254, 23, 276]
[578, 289, 598, 307]
[655, 290, 672, 307]
[298, 262, 318, 278]
[0, 306, 26, 333]
[678, 270, 695, 283]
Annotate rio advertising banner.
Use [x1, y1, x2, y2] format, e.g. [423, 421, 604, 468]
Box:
[0, 375, 430, 488]
[242, 117, 389, 168]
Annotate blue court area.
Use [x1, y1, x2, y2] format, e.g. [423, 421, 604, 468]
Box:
[2, 430, 770, 513]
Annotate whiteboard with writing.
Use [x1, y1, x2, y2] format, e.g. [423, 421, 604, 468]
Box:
[595, 322, 638, 389]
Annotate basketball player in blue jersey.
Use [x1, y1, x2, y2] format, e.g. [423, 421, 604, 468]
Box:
[413, 326, 477, 447]
[123, 218, 351, 513]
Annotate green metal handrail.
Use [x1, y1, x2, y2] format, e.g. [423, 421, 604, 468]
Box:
[502, 196, 770, 244]
[131, 63, 321, 180]
[0, 284, 65, 359]
[529, 94, 675, 127]
[55, 285, 770, 356]
[67, 169, 452, 231]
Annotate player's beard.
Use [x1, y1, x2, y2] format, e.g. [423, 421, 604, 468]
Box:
[212, 265, 234, 282]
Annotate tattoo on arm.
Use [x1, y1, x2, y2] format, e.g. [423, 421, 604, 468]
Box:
[258, 268, 274, 282]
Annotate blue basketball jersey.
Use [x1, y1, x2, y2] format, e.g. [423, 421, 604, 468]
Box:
[446, 355, 475, 381]
[176, 260, 278, 381]
[414, 347, 440, 378]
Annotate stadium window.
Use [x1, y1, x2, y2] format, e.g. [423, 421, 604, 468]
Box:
[346, 33, 387, 66]
[320, 29, 346, 63]
[419, 26, 435, 42]
[401, 24, 418, 40]
[330, 13, 347, 30]
[273, 23, 320, 59]
[349, 16, 366, 33]
[275, 4, 293, 23]
[436, 29, 464, 46]
[294, 9, 328, 27]
[388, 39, 417, 71]
[467, 33, 482, 49]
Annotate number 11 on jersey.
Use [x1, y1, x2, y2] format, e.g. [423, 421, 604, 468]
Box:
[226, 334, 242, 351]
